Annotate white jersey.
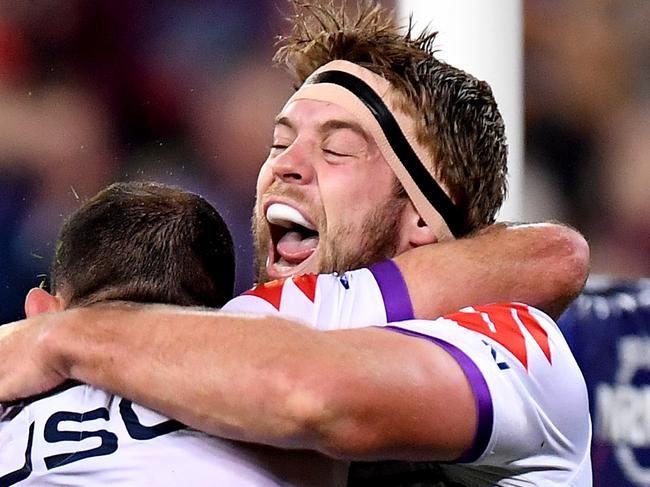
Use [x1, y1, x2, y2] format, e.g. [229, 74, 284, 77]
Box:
[225, 260, 593, 486]
[0, 263, 401, 487]
[223, 261, 414, 330]
[1, 260, 591, 486]
[0, 384, 347, 486]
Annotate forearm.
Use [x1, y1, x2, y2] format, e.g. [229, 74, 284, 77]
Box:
[395, 222, 589, 320]
[39, 304, 474, 460]
[44, 304, 331, 448]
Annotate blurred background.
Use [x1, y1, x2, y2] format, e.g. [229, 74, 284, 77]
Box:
[0, 2, 649, 485]
[0, 0, 648, 325]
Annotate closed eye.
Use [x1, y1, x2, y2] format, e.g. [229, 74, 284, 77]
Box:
[269, 144, 289, 156]
[323, 149, 351, 157]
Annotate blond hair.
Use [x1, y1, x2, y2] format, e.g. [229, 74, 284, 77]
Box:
[275, 0, 508, 232]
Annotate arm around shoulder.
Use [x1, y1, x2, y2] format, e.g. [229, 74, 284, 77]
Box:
[520, 222, 590, 318]
[24, 304, 478, 461]
[393, 222, 590, 321]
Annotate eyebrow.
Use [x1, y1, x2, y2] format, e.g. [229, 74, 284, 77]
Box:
[318, 119, 369, 142]
[273, 115, 294, 131]
[272, 116, 369, 142]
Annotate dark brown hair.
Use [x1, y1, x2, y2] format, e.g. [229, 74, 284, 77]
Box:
[274, 0, 508, 232]
[52, 182, 235, 308]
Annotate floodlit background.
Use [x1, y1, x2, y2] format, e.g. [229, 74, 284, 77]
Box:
[0, 0, 648, 325]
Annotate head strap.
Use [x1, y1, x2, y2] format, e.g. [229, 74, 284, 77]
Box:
[287, 60, 466, 239]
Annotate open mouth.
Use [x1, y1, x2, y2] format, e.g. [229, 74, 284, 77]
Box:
[266, 203, 320, 278]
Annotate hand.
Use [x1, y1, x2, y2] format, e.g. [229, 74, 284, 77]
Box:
[0, 316, 67, 402]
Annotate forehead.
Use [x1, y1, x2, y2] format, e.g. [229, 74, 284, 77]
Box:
[274, 98, 364, 132]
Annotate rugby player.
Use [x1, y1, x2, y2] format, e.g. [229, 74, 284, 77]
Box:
[0, 2, 591, 485]
[0, 182, 354, 486]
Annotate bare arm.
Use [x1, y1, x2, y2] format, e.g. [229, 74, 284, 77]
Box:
[0, 221, 587, 459]
[395, 222, 589, 320]
[2, 305, 474, 461]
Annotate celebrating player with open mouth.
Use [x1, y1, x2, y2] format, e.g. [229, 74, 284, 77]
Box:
[0, 1, 591, 486]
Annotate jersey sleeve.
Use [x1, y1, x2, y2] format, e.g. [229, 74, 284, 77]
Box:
[382, 303, 591, 481]
[221, 260, 414, 331]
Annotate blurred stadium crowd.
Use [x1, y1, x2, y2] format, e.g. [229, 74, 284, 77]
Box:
[0, 0, 648, 327]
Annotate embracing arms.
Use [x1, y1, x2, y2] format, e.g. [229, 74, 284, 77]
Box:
[1, 305, 475, 461]
[396, 222, 589, 320]
[0, 222, 588, 459]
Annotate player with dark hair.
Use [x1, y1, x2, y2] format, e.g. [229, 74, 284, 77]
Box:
[51, 181, 234, 309]
[0, 2, 591, 485]
[2, 182, 348, 485]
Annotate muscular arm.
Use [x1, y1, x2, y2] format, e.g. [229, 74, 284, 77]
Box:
[5, 305, 474, 461]
[396, 222, 589, 320]
[0, 221, 588, 459]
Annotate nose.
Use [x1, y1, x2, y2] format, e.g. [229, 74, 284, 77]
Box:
[270, 141, 315, 185]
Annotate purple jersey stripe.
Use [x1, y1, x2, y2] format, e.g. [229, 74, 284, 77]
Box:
[369, 260, 414, 322]
[382, 325, 493, 464]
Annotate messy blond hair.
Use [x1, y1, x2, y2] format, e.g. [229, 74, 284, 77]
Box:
[274, 0, 508, 232]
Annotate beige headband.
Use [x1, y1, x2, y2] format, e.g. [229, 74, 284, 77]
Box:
[285, 60, 463, 240]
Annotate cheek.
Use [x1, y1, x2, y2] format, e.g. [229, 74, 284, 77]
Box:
[317, 162, 393, 234]
[321, 197, 370, 239]
[326, 181, 382, 219]
[318, 182, 350, 233]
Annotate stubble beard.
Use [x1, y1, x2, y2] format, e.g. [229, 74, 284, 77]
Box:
[253, 195, 406, 284]
[252, 206, 273, 284]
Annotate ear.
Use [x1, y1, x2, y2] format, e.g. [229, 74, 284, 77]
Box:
[400, 201, 438, 249]
[24, 287, 65, 318]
